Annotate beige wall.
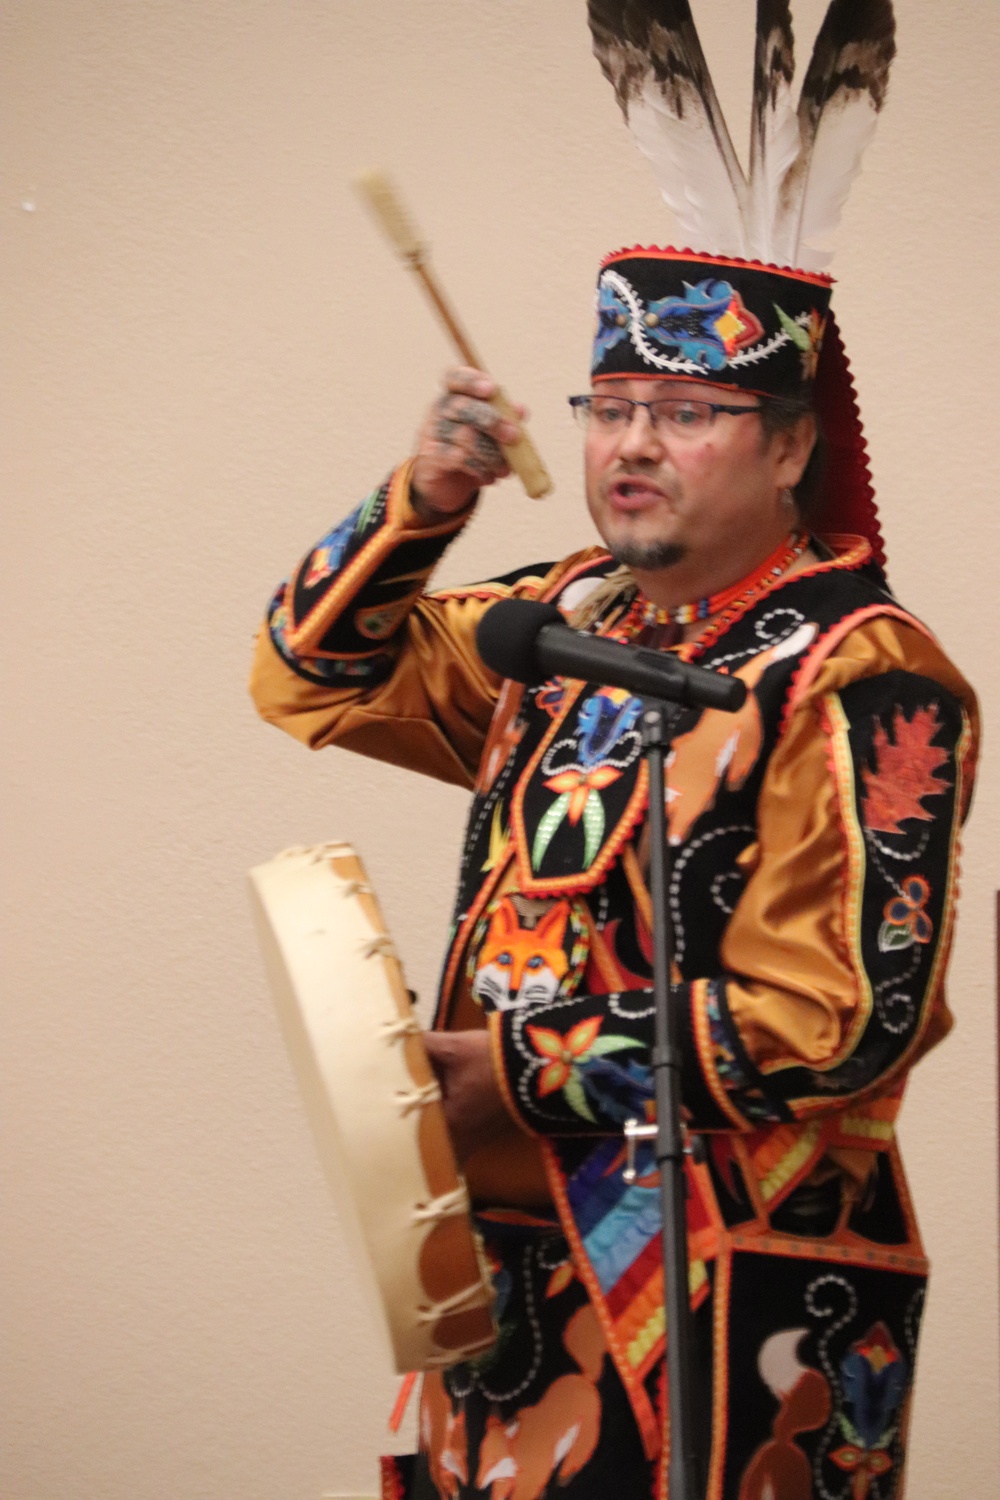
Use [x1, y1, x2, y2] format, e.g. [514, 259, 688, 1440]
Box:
[3, 3, 997, 1496]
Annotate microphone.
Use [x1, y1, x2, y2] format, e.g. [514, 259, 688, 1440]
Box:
[475, 598, 746, 713]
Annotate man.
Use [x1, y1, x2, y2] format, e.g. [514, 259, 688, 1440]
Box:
[250, 247, 978, 1498]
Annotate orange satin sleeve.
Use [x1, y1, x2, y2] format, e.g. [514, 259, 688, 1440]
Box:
[249, 461, 560, 788]
[718, 616, 978, 1096]
[250, 591, 500, 788]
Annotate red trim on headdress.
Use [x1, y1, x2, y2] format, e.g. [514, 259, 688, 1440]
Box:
[812, 313, 885, 571]
[599, 244, 833, 289]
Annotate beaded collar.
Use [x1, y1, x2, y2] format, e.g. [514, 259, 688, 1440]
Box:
[616, 531, 809, 638]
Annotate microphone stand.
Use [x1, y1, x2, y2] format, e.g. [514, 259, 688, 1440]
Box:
[624, 700, 701, 1500]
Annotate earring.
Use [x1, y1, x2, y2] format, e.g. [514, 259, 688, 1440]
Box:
[780, 487, 797, 511]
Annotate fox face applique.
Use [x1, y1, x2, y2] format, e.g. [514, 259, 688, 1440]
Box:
[469, 896, 588, 1012]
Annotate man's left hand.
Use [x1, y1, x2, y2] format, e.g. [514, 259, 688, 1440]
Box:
[423, 1029, 515, 1165]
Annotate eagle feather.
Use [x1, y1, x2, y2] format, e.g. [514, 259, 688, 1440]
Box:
[588, 0, 896, 271]
[589, 0, 749, 257]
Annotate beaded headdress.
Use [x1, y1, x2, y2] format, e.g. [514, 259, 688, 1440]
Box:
[588, 1, 897, 568]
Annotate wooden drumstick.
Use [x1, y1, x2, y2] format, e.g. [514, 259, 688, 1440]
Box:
[354, 170, 553, 500]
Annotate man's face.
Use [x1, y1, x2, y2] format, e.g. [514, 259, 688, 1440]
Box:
[583, 378, 807, 576]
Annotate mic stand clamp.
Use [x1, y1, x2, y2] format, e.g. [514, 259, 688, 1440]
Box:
[623, 1118, 706, 1182]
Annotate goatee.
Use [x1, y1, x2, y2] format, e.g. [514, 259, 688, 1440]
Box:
[610, 540, 687, 571]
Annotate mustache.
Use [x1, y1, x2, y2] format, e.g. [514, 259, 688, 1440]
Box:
[607, 466, 681, 499]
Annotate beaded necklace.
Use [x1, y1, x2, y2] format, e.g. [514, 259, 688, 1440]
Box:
[616, 531, 809, 639]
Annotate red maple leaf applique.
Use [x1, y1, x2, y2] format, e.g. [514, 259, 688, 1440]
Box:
[861, 703, 951, 834]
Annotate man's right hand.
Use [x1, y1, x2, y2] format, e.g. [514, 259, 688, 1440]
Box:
[410, 367, 527, 520]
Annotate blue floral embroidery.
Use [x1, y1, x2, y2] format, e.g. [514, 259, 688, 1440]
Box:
[593, 282, 631, 364]
[532, 689, 644, 870]
[643, 278, 764, 371]
[533, 679, 567, 719]
[302, 510, 361, 590]
[299, 487, 387, 591]
[576, 690, 644, 767]
[840, 1327, 908, 1448]
[646, 280, 737, 370]
[267, 590, 299, 662]
[578, 1053, 654, 1125]
[827, 1323, 909, 1488]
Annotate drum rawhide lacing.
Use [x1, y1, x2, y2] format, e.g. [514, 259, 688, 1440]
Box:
[362, 933, 396, 957]
[380, 1015, 422, 1042]
[248, 841, 497, 1373]
[412, 1186, 471, 1225]
[395, 1080, 445, 1117]
[361, 924, 479, 1268]
[414, 1273, 494, 1327]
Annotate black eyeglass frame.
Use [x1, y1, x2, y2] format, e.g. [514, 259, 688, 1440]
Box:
[567, 393, 767, 430]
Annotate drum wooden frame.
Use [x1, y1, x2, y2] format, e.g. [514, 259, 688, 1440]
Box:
[249, 842, 496, 1372]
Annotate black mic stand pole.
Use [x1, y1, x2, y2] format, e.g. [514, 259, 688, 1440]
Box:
[625, 700, 701, 1500]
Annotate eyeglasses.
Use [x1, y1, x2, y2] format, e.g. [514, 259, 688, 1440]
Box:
[568, 393, 766, 437]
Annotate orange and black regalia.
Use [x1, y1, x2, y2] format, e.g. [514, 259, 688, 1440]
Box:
[250, 459, 978, 1500]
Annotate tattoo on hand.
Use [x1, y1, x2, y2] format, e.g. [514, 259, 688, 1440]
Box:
[473, 428, 502, 469]
[434, 415, 462, 447]
[455, 399, 495, 430]
[431, 409, 502, 473]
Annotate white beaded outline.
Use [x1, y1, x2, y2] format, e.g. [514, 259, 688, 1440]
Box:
[599, 268, 804, 374]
